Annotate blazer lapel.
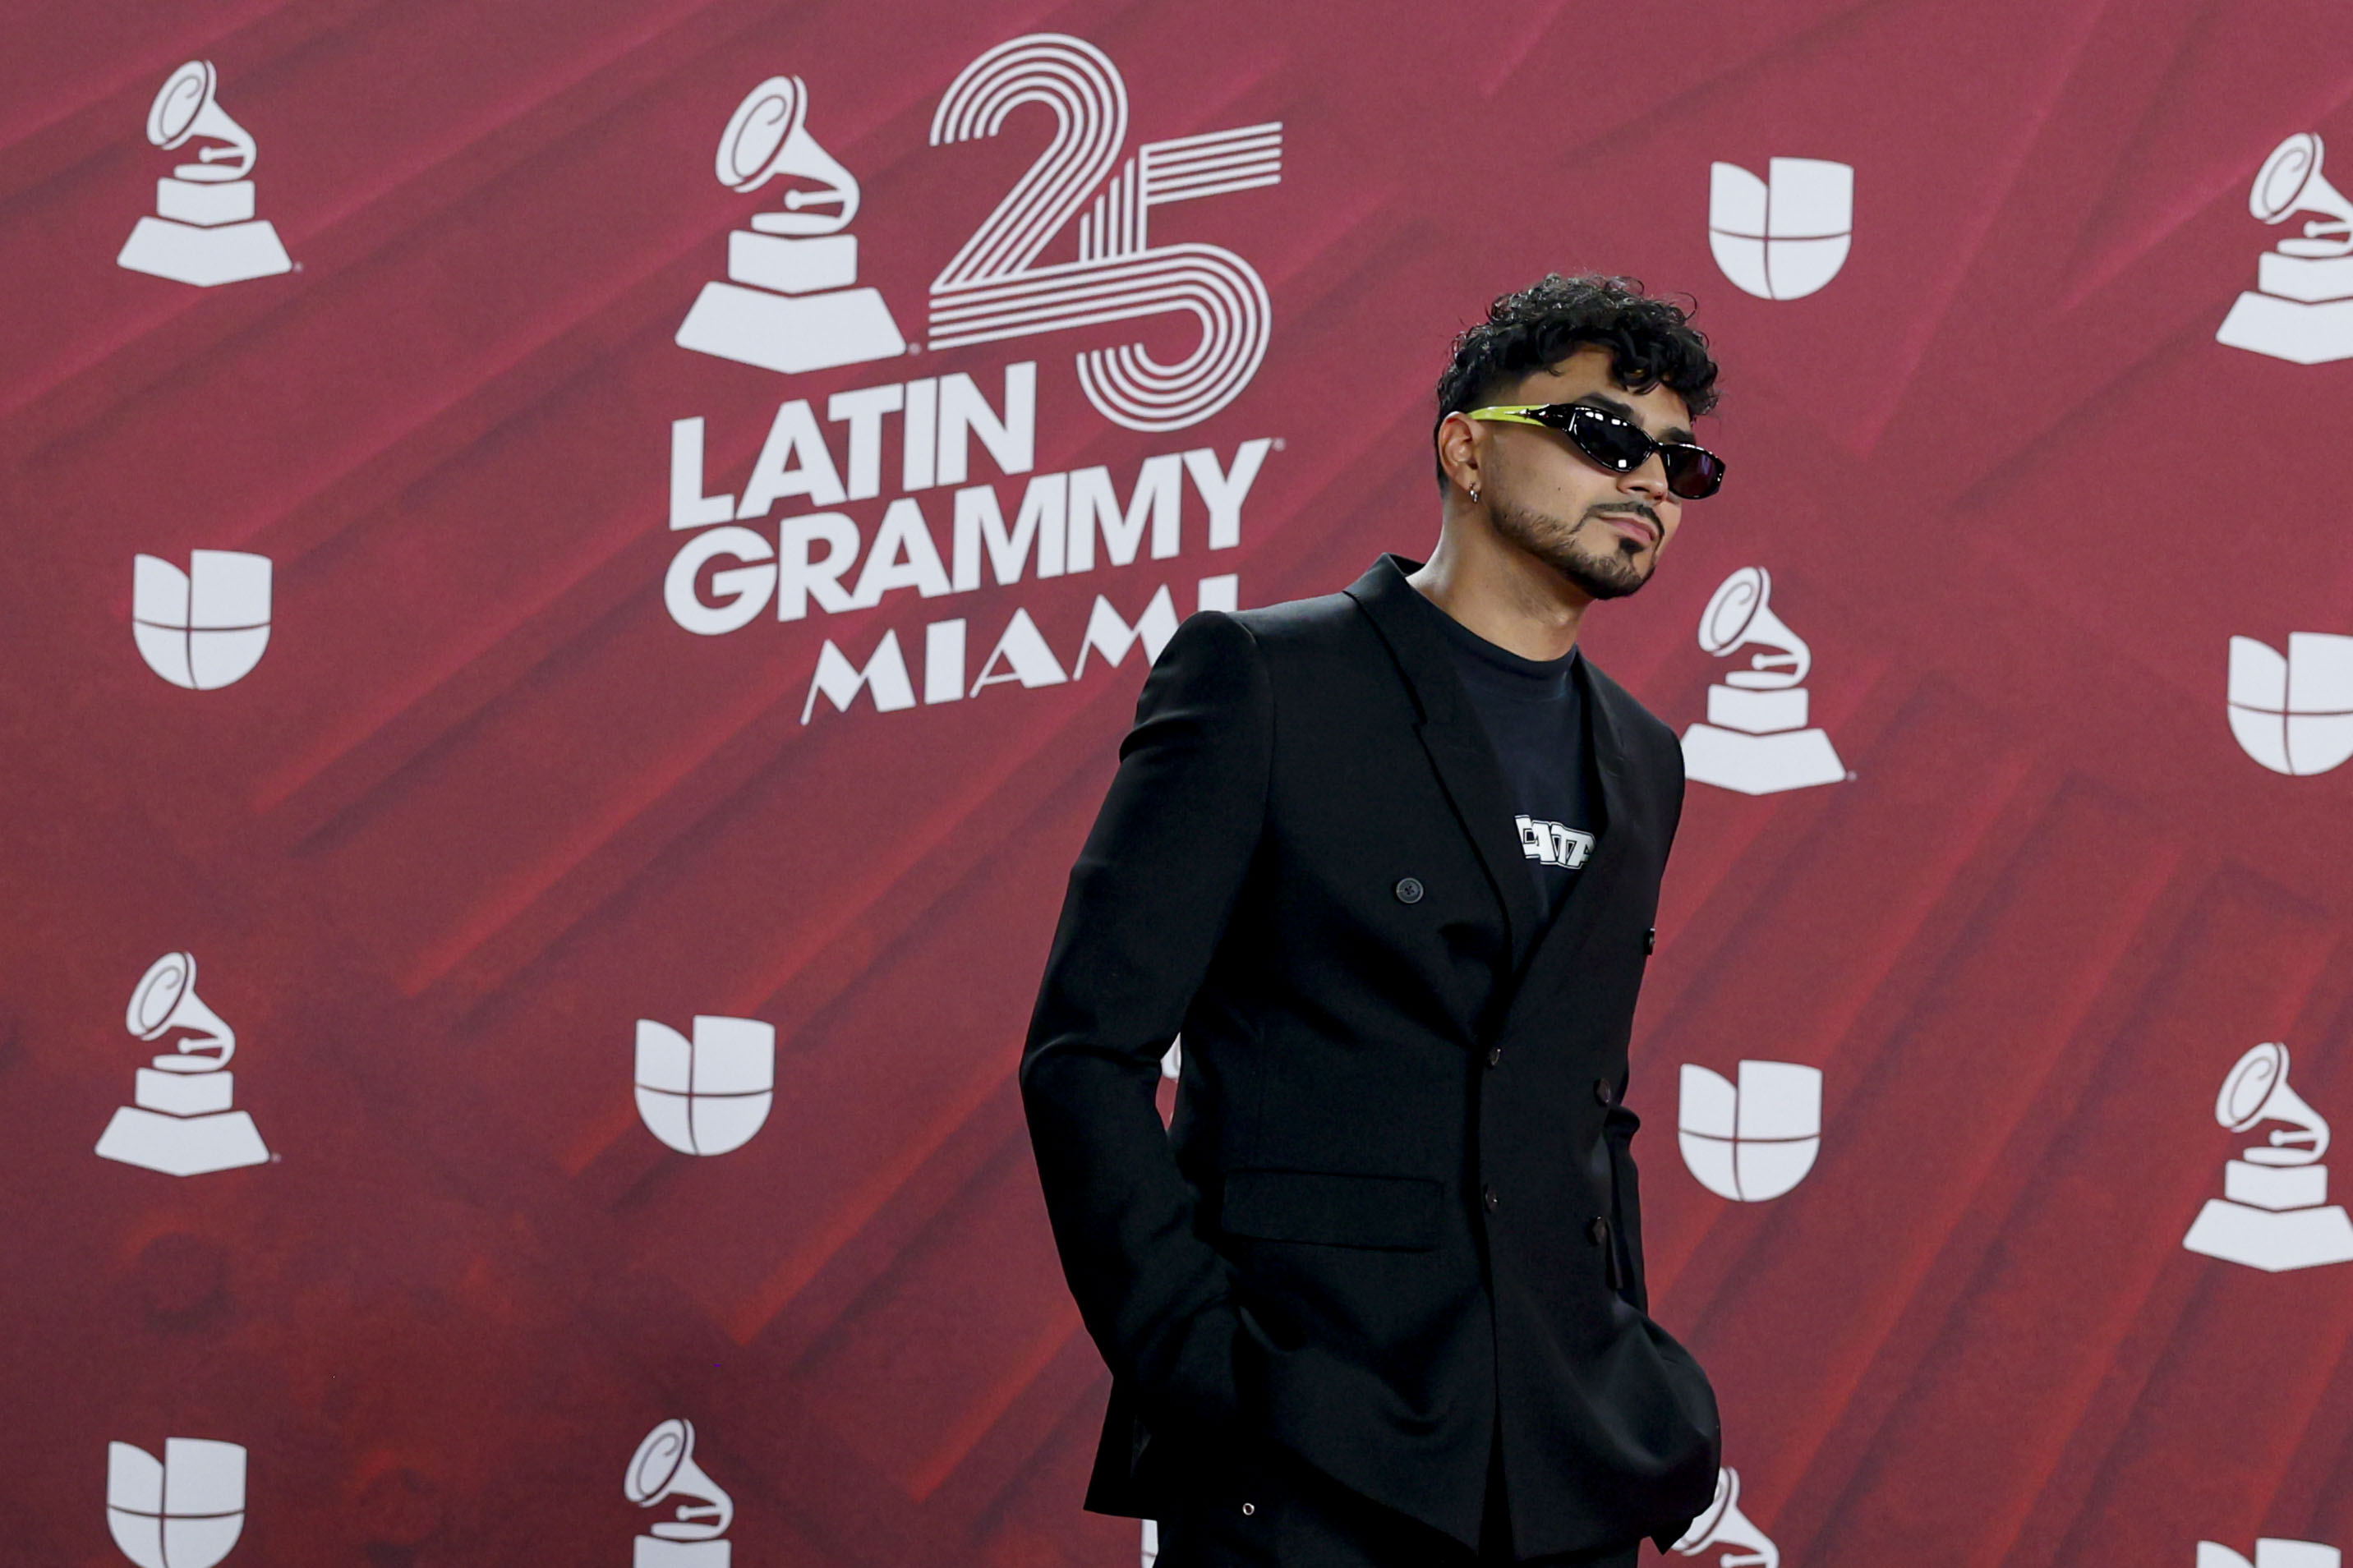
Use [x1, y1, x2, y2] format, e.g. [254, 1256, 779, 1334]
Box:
[1510, 655, 1646, 996]
[1345, 554, 1543, 973]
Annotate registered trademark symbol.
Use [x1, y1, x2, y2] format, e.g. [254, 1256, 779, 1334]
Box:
[907, 343, 923, 355]
[1272, 437, 1286, 451]
[292, 263, 303, 273]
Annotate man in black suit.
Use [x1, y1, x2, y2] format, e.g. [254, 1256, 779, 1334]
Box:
[1022, 274, 1728, 1567]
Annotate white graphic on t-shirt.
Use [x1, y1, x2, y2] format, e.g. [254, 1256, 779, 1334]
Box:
[1516, 815, 1594, 869]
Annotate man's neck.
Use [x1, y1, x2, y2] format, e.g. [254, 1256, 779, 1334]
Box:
[1404, 522, 1592, 662]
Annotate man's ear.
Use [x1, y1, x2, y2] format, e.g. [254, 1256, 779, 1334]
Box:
[1435, 412, 1483, 498]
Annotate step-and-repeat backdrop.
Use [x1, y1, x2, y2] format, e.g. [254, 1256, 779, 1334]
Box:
[7, 1, 2353, 1563]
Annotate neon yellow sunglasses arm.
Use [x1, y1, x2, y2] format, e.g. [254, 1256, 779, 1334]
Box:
[1461, 405, 1551, 426]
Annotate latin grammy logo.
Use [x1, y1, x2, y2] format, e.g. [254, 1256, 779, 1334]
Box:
[2227, 632, 2353, 775]
[1671, 1467, 1780, 1568]
[133, 550, 272, 690]
[95, 954, 270, 1179]
[2183, 1042, 2353, 1272]
[117, 62, 292, 288]
[1680, 568, 1847, 796]
[626, 1419, 734, 1566]
[2216, 132, 2353, 364]
[1678, 1060, 1822, 1202]
[634, 1016, 775, 1156]
[107, 1437, 247, 1568]
[1707, 158, 1853, 301]
[2200, 1538, 2342, 1568]
[675, 74, 907, 375]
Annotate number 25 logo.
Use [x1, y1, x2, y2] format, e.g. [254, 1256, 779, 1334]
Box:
[677, 34, 1281, 434]
[928, 34, 1282, 432]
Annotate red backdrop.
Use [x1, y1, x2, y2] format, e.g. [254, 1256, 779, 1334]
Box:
[7, 1, 2353, 1563]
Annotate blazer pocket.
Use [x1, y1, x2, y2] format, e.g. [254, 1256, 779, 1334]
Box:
[1221, 1170, 1442, 1251]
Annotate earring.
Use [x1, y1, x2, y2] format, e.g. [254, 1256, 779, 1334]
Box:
[1469, 485, 1480, 504]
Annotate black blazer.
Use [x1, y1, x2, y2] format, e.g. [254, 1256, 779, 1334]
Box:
[1020, 554, 1720, 1557]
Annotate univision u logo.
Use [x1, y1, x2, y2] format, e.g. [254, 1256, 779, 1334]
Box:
[108, 1437, 246, 1568]
[132, 551, 270, 690]
[2199, 1539, 2342, 1568]
[634, 1016, 775, 1156]
[1678, 1060, 1822, 1202]
[1708, 158, 1853, 301]
[2228, 632, 2353, 775]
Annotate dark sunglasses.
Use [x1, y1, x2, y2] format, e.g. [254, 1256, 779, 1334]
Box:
[1464, 402, 1726, 499]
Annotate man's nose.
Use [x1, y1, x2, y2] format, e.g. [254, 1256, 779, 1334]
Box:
[1619, 458, 1670, 501]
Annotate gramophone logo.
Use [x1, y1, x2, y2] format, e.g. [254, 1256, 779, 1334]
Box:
[634, 1016, 775, 1156]
[1671, 1467, 1780, 1568]
[1678, 1060, 1821, 1202]
[95, 953, 270, 1178]
[107, 1437, 246, 1568]
[133, 551, 271, 690]
[2200, 1540, 2341, 1568]
[117, 62, 292, 287]
[2216, 133, 2353, 364]
[2227, 632, 2353, 775]
[1681, 568, 1847, 795]
[1708, 158, 1852, 301]
[627, 1419, 734, 1566]
[675, 74, 907, 375]
[2182, 1042, 2353, 1272]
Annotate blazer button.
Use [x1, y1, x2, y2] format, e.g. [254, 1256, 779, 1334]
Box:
[1589, 1216, 1610, 1247]
[1594, 1078, 1613, 1106]
[1395, 876, 1425, 904]
[1482, 1185, 1500, 1212]
[1487, 1046, 1503, 1069]
[1645, 927, 1656, 954]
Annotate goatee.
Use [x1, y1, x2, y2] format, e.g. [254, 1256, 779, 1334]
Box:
[1489, 496, 1655, 600]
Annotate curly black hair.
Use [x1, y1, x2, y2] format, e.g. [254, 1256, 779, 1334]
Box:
[1432, 274, 1719, 489]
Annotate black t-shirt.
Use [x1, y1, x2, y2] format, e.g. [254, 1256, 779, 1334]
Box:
[1420, 595, 1598, 933]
